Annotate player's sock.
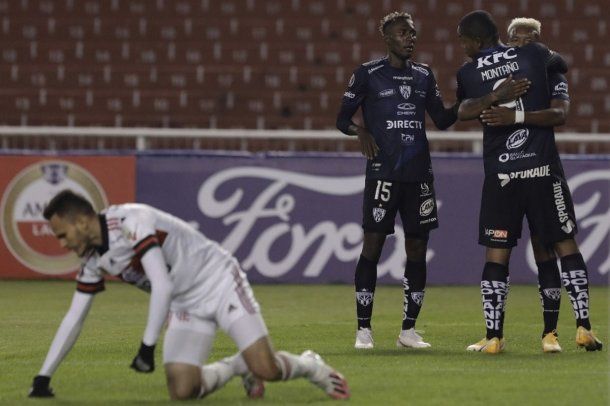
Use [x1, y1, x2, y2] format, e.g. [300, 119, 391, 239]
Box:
[199, 358, 237, 398]
[537, 259, 561, 335]
[560, 253, 592, 330]
[481, 262, 509, 340]
[401, 259, 426, 330]
[355, 255, 378, 330]
[274, 351, 317, 380]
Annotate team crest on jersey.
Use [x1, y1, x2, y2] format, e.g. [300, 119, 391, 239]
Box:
[356, 291, 374, 306]
[373, 207, 386, 222]
[399, 85, 411, 100]
[411, 292, 424, 306]
[543, 288, 561, 301]
[506, 128, 529, 150]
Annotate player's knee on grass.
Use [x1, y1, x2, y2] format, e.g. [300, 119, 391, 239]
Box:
[165, 363, 201, 400]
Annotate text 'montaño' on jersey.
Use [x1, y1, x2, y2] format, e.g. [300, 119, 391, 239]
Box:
[337, 57, 456, 182]
[456, 42, 569, 175]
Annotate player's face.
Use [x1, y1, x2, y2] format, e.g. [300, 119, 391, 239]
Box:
[384, 19, 417, 60]
[457, 28, 480, 58]
[49, 214, 92, 257]
[508, 26, 539, 47]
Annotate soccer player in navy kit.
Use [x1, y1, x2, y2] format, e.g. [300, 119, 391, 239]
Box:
[479, 17, 581, 353]
[336, 11, 459, 349]
[455, 10, 603, 353]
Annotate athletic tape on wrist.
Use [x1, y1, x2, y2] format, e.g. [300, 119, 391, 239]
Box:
[515, 110, 525, 124]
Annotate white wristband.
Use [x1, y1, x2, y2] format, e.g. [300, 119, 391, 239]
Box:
[514, 110, 525, 124]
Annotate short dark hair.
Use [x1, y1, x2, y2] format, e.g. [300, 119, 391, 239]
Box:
[43, 189, 96, 220]
[458, 10, 499, 43]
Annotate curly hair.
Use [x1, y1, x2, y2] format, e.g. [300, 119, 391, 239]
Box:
[507, 17, 541, 36]
[379, 11, 413, 35]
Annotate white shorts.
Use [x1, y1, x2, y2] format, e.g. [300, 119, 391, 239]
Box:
[163, 266, 268, 366]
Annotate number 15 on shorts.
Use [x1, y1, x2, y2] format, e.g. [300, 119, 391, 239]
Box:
[375, 181, 392, 202]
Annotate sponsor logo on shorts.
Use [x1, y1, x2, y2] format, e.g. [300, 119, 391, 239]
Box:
[378, 89, 395, 97]
[373, 207, 386, 222]
[552, 181, 575, 233]
[506, 128, 529, 150]
[497, 164, 550, 187]
[399, 85, 411, 99]
[419, 198, 435, 217]
[485, 228, 508, 239]
[343, 91, 355, 99]
[420, 182, 431, 196]
[356, 290, 374, 306]
[419, 217, 436, 225]
[543, 288, 562, 301]
[498, 151, 536, 163]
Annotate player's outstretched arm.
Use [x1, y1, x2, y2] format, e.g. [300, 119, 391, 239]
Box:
[130, 246, 173, 373]
[480, 99, 569, 127]
[29, 291, 95, 397]
[458, 74, 531, 120]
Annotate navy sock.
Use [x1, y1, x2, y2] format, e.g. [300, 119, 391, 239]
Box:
[401, 260, 427, 330]
[481, 262, 509, 339]
[560, 253, 591, 330]
[355, 255, 378, 329]
[537, 259, 562, 335]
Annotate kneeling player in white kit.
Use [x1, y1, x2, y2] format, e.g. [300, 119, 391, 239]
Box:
[28, 190, 349, 400]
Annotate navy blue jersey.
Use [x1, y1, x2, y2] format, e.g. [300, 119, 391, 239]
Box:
[456, 42, 567, 175]
[337, 57, 457, 182]
[549, 72, 569, 101]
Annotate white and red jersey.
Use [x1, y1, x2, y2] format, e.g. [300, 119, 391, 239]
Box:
[76, 203, 239, 311]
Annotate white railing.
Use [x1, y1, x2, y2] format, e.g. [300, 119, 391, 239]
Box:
[0, 126, 608, 153]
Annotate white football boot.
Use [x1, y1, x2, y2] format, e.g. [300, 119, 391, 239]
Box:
[396, 328, 431, 348]
[354, 327, 374, 349]
[300, 350, 350, 400]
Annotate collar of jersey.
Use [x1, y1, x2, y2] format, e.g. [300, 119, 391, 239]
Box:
[96, 214, 109, 255]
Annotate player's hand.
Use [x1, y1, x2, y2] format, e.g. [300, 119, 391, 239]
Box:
[356, 129, 379, 160]
[492, 74, 531, 104]
[28, 375, 54, 397]
[130, 342, 155, 373]
[480, 106, 515, 126]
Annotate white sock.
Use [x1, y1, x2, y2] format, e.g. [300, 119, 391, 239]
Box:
[274, 351, 316, 380]
[198, 359, 236, 398]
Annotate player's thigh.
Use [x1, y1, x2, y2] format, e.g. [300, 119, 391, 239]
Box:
[217, 264, 269, 352]
[163, 311, 216, 367]
[525, 175, 577, 246]
[398, 180, 438, 235]
[479, 176, 523, 248]
[362, 179, 400, 234]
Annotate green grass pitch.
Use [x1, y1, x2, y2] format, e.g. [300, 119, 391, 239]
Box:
[1, 281, 608, 405]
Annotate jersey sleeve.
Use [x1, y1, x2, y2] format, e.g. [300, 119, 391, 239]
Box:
[525, 42, 568, 74]
[424, 67, 457, 130]
[549, 73, 570, 101]
[76, 263, 105, 294]
[455, 68, 466, 102]
[336, 66, 367, 134]
[121, 208, 161, 258]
